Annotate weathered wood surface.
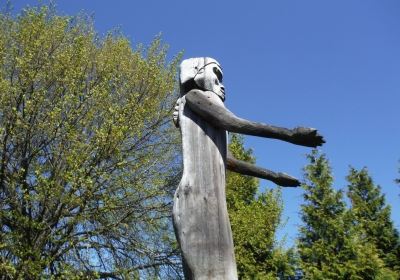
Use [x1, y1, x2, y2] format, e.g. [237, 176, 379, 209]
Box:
[173, 57, 325, 280]
[185, 89, 324, 148]
[226, 150, 300, 187]
[173, 91, 238, 279]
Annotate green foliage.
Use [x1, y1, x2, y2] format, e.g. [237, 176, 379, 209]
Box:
[0, 4, 182, 279]
[226, 134, 258, 209]
[226, 134, 296, 279]
[347, 167, 400, 275]
[298, 150, 349, 279]
[298, 150, 398, 280]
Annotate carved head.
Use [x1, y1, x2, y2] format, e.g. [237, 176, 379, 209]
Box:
[180, 57, 225, 101]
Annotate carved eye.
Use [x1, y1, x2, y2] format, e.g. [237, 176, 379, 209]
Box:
[213, 67, 223, 82]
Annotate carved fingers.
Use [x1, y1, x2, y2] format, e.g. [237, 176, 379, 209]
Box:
[290, 127, 325, 147]
[173, 98, 181, 128]
[274, 173, 301, 187]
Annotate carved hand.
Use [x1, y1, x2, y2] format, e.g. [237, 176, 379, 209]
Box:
[289, 127, 325, 147]
[172, 98, 181, 128]
[274, 172, 301, 187]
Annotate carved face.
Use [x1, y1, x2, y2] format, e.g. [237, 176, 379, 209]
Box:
[194, 62, 225, 101]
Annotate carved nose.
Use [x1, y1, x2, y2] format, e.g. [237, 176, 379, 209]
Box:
[220, 85, 225, 93]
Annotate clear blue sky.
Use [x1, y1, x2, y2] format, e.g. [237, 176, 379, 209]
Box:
[11, 0, 400, 247]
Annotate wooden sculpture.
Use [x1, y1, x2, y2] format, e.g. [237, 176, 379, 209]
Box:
[172, 57, 324, 279]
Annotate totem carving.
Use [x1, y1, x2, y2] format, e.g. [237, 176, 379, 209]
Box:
[173, 57, 324, 280]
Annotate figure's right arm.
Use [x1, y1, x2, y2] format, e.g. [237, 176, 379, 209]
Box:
[185, 89, 325, 148]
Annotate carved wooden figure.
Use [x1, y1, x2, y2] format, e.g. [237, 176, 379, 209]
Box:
[172, 57, 324, 280]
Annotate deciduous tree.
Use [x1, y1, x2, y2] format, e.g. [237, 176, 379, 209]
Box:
[0, 5, 181, 279]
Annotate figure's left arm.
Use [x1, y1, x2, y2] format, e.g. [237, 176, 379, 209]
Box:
[185, 89, 325, 148]
[226, 150, 300, 187]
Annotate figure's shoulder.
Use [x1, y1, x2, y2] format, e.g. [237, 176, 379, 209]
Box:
[185, 89, 225, 107]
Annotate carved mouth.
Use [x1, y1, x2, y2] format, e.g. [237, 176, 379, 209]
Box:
[218, 90, 225, 102]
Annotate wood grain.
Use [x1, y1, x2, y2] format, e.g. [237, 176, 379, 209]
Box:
[185, 89, 325, 147]
[173, 93, 238, 279]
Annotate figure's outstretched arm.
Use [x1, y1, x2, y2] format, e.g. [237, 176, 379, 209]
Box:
[226, 150, 300, 187]
[185, 90, 325, 147]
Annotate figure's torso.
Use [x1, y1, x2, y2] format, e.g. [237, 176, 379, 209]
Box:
[173, 90, 237, 279]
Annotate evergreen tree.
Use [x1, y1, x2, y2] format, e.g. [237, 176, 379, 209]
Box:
[226, 134, 296, 279]
[298, 151, 388, 279]
[347, 167, 400, 275]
